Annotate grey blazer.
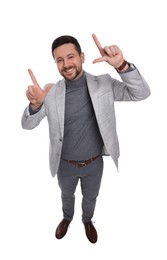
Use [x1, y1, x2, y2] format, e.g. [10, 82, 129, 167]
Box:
[21, 66, 151, 177]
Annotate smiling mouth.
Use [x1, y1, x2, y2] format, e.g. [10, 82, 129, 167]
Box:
[64, 67, 74, 74]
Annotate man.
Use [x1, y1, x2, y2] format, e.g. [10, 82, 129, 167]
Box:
[21, 34, 150, 243]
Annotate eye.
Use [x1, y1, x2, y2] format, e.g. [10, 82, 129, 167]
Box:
[56, 59, 63, 64]
[68, 55, 75, 59]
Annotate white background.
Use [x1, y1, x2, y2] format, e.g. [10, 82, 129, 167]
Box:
[0, 0, 167, 259]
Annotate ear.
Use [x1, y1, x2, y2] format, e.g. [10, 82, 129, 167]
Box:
[80, 52, 85, 63]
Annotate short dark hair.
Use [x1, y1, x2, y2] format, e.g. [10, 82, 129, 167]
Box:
[51, 35, 82, 58]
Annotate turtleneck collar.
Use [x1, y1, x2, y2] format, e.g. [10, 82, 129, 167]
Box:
[65, 71, 86, 89]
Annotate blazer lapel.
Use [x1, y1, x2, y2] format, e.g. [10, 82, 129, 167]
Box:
[55, 79, 66, 137]
[86, 72, 99, 120]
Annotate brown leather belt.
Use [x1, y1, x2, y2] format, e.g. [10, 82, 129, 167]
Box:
[63, 155, 100, 168]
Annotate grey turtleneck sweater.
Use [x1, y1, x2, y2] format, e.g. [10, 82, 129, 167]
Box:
[61, 72, 103, 161]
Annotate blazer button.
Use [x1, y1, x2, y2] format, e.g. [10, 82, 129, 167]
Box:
[59, 138, 62, 142]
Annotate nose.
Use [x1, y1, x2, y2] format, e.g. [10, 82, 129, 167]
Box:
[63, 58, 70, 68]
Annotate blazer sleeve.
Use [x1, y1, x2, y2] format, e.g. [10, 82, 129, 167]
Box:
[21, 103, 46, 130]
[109, 64, 151, 101]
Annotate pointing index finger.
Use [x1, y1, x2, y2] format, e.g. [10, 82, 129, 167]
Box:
[92, 33, 104, 56]
[28, 68, 39, 86]
[92, 34, 102, 49]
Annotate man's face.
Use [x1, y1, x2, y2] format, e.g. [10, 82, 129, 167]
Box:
[53, 43, 85, 80]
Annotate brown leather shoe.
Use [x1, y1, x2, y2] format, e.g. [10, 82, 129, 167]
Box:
[55, 219, 71, 239]
[83, 221, 97, 243]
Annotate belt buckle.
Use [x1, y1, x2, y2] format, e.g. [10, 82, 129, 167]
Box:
[76, 161, 86, 167]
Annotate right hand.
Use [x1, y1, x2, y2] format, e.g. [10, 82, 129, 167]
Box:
[26, 69, 52, 110]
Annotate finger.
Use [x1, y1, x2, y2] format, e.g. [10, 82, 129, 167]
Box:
[27, 86, 36, 99]
[26, 90, 34, 101]
[103, 46, 114, 57]
[44, 83, 52, 94]
[92, 34, 105, 56]
[104, 46, 118, 57]
[93, 56, 107, 64]
[92, 34, 102, 49]
[110, 45, 119, 56]
[26, 90, 29, 99]
[28, 68, 39, 86]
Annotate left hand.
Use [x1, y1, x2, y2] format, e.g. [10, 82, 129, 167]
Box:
[92, 34, 125, 69]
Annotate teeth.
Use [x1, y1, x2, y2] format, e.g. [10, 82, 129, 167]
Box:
[65, 68, 73, 73]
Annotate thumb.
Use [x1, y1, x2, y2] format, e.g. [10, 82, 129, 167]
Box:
[44, 83, 52, 94]
[93, 56, 107, 64]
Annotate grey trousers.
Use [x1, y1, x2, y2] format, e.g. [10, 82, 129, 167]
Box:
[57, 156, 103, 222]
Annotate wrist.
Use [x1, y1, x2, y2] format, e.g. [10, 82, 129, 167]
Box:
[30, 103, 42, 111]
[115, 60, 129, 72]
